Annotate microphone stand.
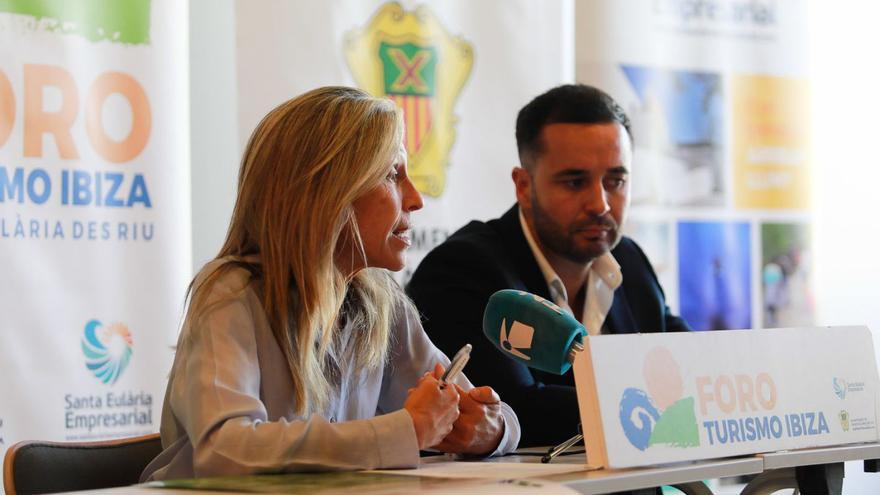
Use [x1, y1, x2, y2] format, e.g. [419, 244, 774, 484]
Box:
[541, 423, 584, 463]
[542, 341, 587, 463]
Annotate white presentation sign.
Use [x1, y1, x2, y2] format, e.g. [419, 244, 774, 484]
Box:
[574, 326, 880, 468]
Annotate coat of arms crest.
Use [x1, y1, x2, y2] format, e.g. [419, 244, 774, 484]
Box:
[345, 2, 473, 197]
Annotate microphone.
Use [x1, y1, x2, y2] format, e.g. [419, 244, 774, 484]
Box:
[482, 289, 587, 375]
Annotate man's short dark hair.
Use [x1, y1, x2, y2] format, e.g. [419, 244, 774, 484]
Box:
[515, 84, 631, 170]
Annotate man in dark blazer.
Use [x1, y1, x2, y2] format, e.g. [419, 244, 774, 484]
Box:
[407, 84, 691, 448]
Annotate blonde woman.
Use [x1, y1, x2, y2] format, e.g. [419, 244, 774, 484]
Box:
[141, 87, 520, 480]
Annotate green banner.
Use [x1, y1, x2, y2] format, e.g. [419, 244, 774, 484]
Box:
[0, 0, 150, 44]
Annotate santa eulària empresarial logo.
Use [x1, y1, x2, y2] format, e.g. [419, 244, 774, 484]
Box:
[833, 377, 847, 399]
[81, 320, 133, 385]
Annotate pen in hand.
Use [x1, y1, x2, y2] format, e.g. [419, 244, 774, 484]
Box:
[440, 343, 471, 389]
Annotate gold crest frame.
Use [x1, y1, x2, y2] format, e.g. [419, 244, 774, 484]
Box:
[344, 2, 473, 198]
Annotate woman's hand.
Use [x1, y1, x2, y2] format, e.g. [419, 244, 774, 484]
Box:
[435, 385, 504, 455]
[403, 364, 460, 449]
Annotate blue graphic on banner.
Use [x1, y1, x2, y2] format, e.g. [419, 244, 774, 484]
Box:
[81, 320, 133, 385]
[678, 221, 751, 331]
[833, 378, 847, 400]
[621, 66, 723, 147]
[0, 166, 155, 242]
[619, 388, 661, 450]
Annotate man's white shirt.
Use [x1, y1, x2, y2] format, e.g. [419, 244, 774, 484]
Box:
[519, 210, 621, 336]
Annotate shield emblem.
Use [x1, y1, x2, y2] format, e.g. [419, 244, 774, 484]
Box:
[380, 41, 436, 155]
[344, 2, 473, 198]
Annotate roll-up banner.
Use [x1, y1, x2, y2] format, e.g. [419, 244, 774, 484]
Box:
[575, 0, 812, 331]
[0, 0, 191, 471]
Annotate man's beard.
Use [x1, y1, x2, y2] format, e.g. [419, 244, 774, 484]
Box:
[530, 193, 620, 264]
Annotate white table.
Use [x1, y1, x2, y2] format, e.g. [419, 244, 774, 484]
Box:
[68, 443, 880, 495]
[480, 443, 880, 494]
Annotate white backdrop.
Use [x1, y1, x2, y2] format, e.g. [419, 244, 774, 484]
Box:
[234, 0, 574, 280]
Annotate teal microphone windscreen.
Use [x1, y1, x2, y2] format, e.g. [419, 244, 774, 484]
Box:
[482, 289, 587, 375]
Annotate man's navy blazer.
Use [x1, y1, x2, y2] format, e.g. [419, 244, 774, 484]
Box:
[407, 205, 691, 447]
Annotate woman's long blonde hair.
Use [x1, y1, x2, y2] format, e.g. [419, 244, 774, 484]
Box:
[191, 87, 405, 416]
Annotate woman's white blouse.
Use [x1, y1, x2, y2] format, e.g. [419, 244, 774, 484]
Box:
[141, 260, 520, 480]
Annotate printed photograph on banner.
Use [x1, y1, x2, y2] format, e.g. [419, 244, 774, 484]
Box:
[620, 65, 725, 206]
[622, 220, 677, 313]
[761, 222, 813, 328]
[677, 221, 751, 331]
[732, 75, 810, 209]
[344, 2, 473, 198]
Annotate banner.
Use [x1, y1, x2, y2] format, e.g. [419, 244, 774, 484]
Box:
[0, 0, 190, 466]
[235, 0, 573, 280]
[575, 0, 812, 330]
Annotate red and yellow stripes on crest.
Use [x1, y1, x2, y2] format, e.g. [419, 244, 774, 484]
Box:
[388, 94, 433, 155]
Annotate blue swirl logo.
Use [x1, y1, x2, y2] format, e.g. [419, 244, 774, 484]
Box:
[619, 347, 700, 451]
[833, 378, 847, 400]
[81, 319, 133, 385]
[619, 388, 661, 450]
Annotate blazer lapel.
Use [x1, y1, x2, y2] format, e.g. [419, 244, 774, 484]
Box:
[497, 204, 640, 335]
[496, 205, 553, 301]
[604, 286, 639, 334]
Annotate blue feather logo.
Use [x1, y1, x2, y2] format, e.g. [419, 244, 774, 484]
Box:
[81, 319, 133, 385]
